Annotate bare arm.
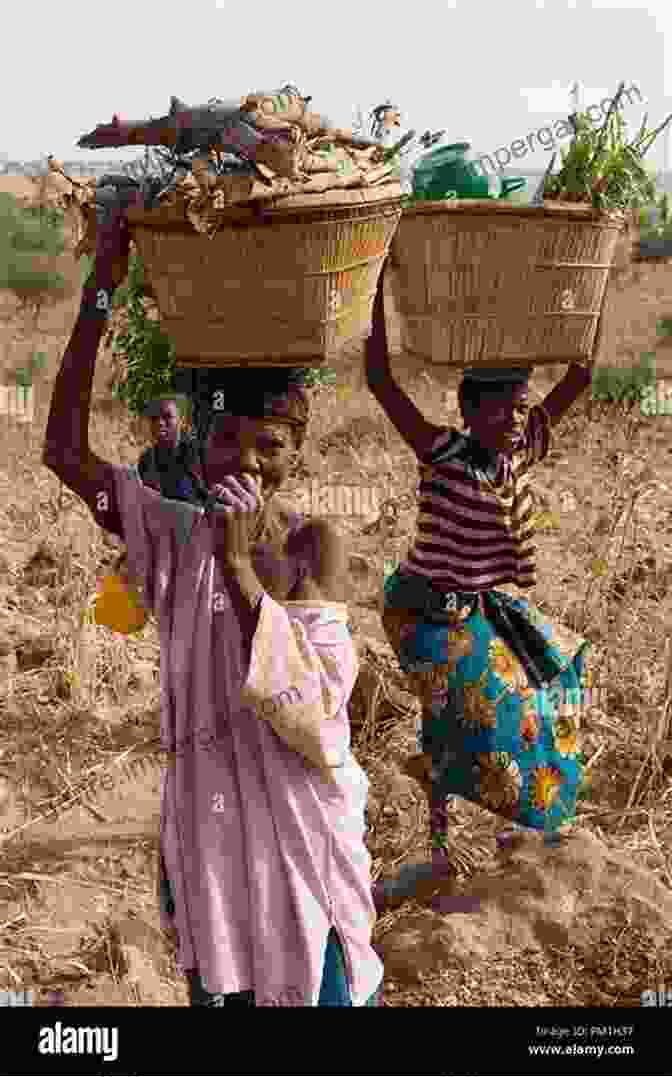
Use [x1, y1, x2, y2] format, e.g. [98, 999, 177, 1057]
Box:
[540, 363, 592, 426]
[42, 189, 142, 534]
[365, 261, 443, 460]
[540, 312, 603, 426]
[42, 275, 124, 534]
[216, 518, 350, 660]
[289, 518, 350, 604]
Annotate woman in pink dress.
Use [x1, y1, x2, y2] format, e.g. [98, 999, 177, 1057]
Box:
[41, 187, 382, 1006]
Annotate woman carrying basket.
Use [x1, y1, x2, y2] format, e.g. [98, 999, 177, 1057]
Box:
[366, 261, 597, 912]
[42, 192, 382, 1006]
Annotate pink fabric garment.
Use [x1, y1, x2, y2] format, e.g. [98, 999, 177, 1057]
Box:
[113, 465, 383, 1006]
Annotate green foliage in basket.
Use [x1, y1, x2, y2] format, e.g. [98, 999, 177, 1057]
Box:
[543, 82, 671, 212]
[106, 249, 177, 418]
[590, 351, 657, 408]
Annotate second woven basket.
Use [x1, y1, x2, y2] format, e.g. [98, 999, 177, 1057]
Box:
[390, 198, 626, 371]
[126, 184, 403, 368]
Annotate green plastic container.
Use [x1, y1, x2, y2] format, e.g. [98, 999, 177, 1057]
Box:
[411, 142, 526, 201]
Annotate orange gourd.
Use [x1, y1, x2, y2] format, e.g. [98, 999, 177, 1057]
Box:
[94, 573, 149, 634]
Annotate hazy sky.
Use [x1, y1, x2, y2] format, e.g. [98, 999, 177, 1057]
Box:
[3, 0, 671, 173]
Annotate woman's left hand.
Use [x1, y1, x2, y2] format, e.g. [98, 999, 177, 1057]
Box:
[93, 184, 144, 292]
[207, 476, 263, 562]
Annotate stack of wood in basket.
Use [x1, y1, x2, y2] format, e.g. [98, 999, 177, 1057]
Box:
[71, 85, 400, 237]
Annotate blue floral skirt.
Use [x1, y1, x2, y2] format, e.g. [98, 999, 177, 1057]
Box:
[381, 568, 591, 848]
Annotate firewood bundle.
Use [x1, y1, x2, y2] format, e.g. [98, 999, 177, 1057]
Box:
[70, 85, 402, 237]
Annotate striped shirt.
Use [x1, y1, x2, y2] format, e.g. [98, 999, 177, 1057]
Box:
[399, 405, 551, 591]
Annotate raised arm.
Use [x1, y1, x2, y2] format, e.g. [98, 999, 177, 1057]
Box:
[364, 261, 443, 460]
[42, 189, 142, 535]
[539, 312, 603, 426]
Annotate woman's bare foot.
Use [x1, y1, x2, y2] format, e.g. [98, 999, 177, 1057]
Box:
[372, 859, 456, 913]
[496, 830, 526, 851]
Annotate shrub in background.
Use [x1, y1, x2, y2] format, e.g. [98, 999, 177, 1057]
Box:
[0, 192, 71, 317]
[590, 350, 657, 409]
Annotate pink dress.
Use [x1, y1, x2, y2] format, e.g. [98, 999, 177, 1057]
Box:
[113, 465, 383, 1006]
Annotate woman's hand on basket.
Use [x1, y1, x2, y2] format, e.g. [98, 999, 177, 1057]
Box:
[94, 183, 144, 292]
[206, 476, 263, 563]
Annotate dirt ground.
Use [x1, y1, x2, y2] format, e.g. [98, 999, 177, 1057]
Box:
[0, 186, 671, 1009]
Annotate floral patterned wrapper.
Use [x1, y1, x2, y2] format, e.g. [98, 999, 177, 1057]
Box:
[382, 568, 590, 846]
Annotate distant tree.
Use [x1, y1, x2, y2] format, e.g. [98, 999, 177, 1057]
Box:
[0, 189, 75, 345]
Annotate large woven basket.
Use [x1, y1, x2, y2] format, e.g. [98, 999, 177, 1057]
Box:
[125, 185, 403, 368]
[389, 199, 626, 370]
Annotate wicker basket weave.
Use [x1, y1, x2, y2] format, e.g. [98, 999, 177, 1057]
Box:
[125, 185, 403, 368]
[389, 198, 626, 370]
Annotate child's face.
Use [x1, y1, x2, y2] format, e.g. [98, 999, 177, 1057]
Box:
[149, 402, 182, 448]
[463, 384, 530, 453]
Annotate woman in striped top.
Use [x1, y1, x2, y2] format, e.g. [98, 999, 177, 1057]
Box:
[366, 261, 596, 912]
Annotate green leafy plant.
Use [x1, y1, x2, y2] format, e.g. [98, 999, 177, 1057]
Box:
[21, 202, 66, 232]
[300, 366, 337, 391]
[638, 190, 672, 240]
[543, 82, 671, 212]
[105, 250, 177, 418]
[657, 317, 672, 339]
[590, 350, 657, 408]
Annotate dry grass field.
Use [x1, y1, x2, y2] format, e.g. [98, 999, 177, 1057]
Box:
[0, 180, 671, 1008]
